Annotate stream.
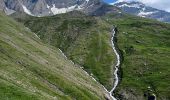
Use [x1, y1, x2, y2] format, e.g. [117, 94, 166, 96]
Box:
[109, 28, 121, 100]
[58, 28, 121, 100]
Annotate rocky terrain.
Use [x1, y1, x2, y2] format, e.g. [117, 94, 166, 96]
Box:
[0, 0, 120, 16]
[114, 1, 170, 23]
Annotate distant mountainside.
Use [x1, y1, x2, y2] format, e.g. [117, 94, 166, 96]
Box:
[114, 1, 170, 23]
[0, 0, 120, 16]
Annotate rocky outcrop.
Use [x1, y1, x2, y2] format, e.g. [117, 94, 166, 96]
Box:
[114, 1, 170, 23]
[0, 0, 120, 16]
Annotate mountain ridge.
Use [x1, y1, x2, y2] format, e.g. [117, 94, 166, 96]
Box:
[114, 1, 170, 23]
[1, 1, 170, 100]
[0, 0, 120, 16]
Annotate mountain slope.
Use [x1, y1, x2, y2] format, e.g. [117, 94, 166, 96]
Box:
[103, 13, 170, 100]
[12, 11, 116, 90]
[114, 1, 170, 23]
[0, 11, 111, 100]
[0, 0, 120, 16]
[10, 9, 170, 100]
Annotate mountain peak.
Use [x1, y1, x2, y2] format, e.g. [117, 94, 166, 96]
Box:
[114, 1, 170, 23]
[0, 0, 120, 16]
[0, 0, 93, 16]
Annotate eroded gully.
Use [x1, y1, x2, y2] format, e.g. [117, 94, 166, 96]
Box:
[58, 28, 121, 100]
[109, 28, 121, 100]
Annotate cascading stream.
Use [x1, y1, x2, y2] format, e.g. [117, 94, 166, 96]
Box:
[58, 27, 121, 100]
[109, 28, 121, 100]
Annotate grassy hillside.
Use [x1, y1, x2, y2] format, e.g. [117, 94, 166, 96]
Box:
[0, 12, 111, 100]
[12, 11, 170, 100]
[13, 11, 116, 90]
[103, 13, 170, 100]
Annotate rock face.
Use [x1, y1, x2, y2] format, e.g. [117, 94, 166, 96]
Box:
[0, 0, 120, 16]
[114, 1, 170, 23]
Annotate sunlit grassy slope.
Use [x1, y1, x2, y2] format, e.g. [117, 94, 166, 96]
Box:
[0, 12, 110, 100]
[13, 11, 116, 90]
[12, 11, 170, 100]
[103, 13, 170, 100]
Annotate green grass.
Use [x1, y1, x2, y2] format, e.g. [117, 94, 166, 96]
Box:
[0, 78, 39, 100]
[103, 13, 170, 100]
[14, 11, 116, 89]
[0, 12, 109, 100]
[11, 11, 170, 100]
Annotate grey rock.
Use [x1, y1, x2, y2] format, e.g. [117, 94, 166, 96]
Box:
[0, 0, 119, 16]
[0, 0, 5, 10]
[114, 1, 170, 23]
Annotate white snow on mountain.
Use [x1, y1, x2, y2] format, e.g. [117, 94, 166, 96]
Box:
[117, 3, 141, 8]
[47, 4, 50, 9]
[5, 7, 16, 15]
[138, 7, 158, 17]
[86, 0, 89, 3]
[51, 4, 77, 15]
[115, 0, 170, 12]
[0, 0, 120, 17]
[114, 1, 170, 22]
[138, 11, 157, 17]
[22, 4, 34, 16]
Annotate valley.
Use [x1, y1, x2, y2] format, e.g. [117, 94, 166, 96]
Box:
[0, 12, 112, 100]
[109, 28, 121, 100]
[13, 11, 116, 90]
[0, 0, 170, 100]
[11, 11, 170, 100]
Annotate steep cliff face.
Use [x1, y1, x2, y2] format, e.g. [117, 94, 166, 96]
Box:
[0, 0, 5, 10]
[0, 0, 119, 16]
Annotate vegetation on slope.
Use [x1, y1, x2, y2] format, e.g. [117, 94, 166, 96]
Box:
[0, 12, 110, 100]
[13, 11, 116, 89]
[11, 11, 170, 100]
[103, 13, 170, 100]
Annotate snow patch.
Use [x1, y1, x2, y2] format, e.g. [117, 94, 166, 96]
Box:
[138, 7, 157, 17]
[138, 11, 157, 17]
[51, 4, 76, 15]
[22, 4, 34, 16]
[47, 4, 50, 9]
[117, 3, 141, 9]
[86, 0, 89, 3]
[5, 7, 16, 15]
[76, 0, 90, 10]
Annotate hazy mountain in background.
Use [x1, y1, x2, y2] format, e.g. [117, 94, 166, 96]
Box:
[114, 1, 170, 23]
